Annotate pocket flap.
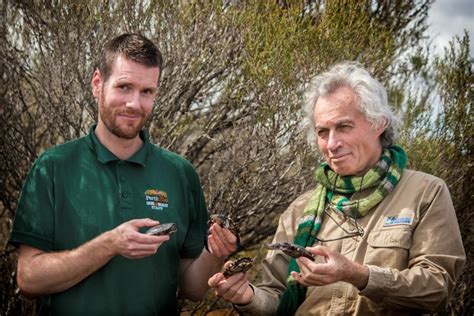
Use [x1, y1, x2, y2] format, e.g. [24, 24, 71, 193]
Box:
[367, 228, 412, 249]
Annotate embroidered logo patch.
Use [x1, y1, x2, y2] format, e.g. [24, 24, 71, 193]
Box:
[144, 189, 169, 210]
[383, 209, 415, 227]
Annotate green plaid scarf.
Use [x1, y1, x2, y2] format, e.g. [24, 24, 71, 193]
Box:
[276, 145, 407, 315]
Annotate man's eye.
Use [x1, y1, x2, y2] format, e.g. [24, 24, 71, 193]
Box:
[317, 129, 328, 138]
[118, 85, 130, 91]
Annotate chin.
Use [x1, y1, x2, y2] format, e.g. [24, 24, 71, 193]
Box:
[329, 164, 351, 176]
[112, 127, 141, 139]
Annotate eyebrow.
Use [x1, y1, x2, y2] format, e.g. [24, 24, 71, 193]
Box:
[315, 118, 354, 129]
[114, 80, 158, 91]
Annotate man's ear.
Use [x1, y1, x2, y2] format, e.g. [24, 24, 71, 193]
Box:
[91, 69, 103, 98]
[376, 126, 385, 137]
[375, 118, 388, 137]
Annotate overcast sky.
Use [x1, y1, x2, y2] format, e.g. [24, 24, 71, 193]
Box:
[427, 0, 473, 56]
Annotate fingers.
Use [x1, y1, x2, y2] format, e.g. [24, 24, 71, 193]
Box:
[306, 245, 330, 257]
[210, 223, 237, 247]
[112, 219, 171, 258]
[134, 231, 170, 245]
[290, 271, 307, 286]
[128, 218, 161, 228]
[207, 223, 238, 257]
[229, 277, 252, 302]
[208, 272, 225, 287]
[219, 226, 238, 244]
[298, 255, 324, 273]
[117, 235, 169, 259]
[210, 272, 250, 303]
[208, 234, 232, 258]
[294, 255, 327, 286]
[293, 247, 350, 286]
[118, 220, 171, 244]
[291, 267, 328, 287]
[207, 235, 222, 257]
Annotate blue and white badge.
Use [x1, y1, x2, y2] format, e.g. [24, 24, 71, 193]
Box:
[383, 208, 415, 227]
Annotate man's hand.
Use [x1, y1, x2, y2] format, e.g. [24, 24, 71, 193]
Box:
[291, 245, 369, 290]
[108, 218, 170, 259]
[207, 222, 238, 258]
[16, 218, 169, 297]
[178, 221, 238, 301]
[208, 270, 254, 305]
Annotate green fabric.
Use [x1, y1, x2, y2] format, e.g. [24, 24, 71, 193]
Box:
[277, 145, 407, 315]
[10, 125, 208, 315]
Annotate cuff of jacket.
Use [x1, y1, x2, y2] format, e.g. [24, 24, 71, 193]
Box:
[233, 284, 275, 315]
[358, 264, 392, 302]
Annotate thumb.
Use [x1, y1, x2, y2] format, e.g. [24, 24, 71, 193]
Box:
[208, 273, 225, 287]
[129, 218, 160, 228]
[307, 245, 330, 257]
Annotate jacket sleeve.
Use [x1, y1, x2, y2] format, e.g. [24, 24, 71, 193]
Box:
[359, 177, 466, 311]
[235, 191, 313, 315]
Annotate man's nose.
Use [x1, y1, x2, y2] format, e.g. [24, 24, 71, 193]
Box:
[126, 92, 140, 109]
[327, 131, 342, 151]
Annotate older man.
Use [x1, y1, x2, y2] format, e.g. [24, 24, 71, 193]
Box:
[208, 62, 465, 315]
[10, 33, 237, 315]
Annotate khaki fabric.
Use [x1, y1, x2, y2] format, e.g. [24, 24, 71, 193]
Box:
[236, 170, 465, 315]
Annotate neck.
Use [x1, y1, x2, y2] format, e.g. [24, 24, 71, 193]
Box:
[94, 121, 143, 160]
[354, 147, 383, 177]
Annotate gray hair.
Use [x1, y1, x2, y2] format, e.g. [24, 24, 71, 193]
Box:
[303, 61, 400, 148]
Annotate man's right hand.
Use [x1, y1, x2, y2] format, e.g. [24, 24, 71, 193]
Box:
[208, 269, 254, 305]
[17, 218, 170, 297]
[107, 218, 170, 259]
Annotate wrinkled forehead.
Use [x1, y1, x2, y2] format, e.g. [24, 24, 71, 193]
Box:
[315, 86, 361, 113]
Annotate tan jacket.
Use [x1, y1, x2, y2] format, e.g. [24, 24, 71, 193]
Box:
[236, 170, 465, 315]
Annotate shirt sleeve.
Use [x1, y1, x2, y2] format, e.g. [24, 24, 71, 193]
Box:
[9, 153, 55, 251]
[178, 161, 208, 259]
[235, 191, 313, 315]
[359, 178, 466, 311]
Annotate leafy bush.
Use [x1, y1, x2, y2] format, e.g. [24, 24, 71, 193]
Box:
[1, 0, 470, 314]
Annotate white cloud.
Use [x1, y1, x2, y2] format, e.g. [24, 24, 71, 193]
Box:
[428, 0, 474, 56]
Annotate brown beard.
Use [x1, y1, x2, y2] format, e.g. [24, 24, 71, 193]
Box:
[98, 91, 150, 139]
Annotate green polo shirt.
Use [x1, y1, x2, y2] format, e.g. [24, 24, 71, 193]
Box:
[10, 126, 208, 315]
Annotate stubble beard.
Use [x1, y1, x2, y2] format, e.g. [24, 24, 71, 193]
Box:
[99, 92, 150, 140]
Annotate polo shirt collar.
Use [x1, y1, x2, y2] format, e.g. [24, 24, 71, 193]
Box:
[86, 124, 150, 166]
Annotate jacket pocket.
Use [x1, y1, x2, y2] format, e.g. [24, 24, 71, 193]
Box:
[365, 227, 412, 268]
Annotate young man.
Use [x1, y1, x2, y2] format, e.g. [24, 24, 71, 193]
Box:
[208, 62, 465, 315]
[10, 33, 236, 315]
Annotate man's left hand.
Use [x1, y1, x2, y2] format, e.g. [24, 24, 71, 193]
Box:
[207, 223, 238, 258]
[291, 245, 369, 290]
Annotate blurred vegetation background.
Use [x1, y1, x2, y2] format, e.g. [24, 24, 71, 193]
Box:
[1, 0, 472, 315]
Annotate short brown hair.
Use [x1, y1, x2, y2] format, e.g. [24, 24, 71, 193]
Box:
[97, 33, 163, 82]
